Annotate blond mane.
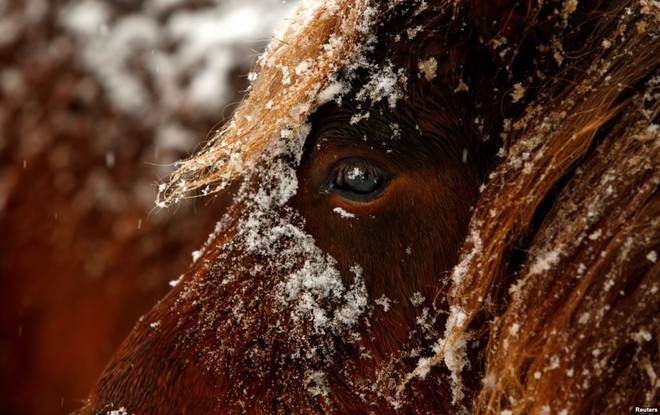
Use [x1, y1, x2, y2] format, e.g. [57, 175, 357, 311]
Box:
[157, 0, 375, 206]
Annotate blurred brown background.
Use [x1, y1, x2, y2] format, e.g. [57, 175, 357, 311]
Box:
[0, 1, 294, 413]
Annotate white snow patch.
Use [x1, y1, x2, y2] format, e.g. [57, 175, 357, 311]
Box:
[304, 370, 330, 397]
[646, 250, 657, 263]
[483, 372, 497, 389]
[510, 82, 525, 103]
[168, 274, 184, 287]
[414, 356, 432, 379]
[375, 294, 392, 312]
[410, 292, 425, 306]
[333, 207, 355, 219]
[450, 229, 483, 286]
[59, 1, 110, 37]
[272, 218, 368, 334]
[427, 305, 470, 404]
[349, 112, 370, 124]
[588, 229, 602, 240]
[355, 63, 405, 108]
[508, 322, 520, 337]
[406, 25, 423, 39]
[529, 247, 563, 275]
[191, 249, 203, 262]
[631, 328, 652, 344]
[318, 80, 349, 104]
[578, 312, 590, 325]
[418, 57, 437, 81]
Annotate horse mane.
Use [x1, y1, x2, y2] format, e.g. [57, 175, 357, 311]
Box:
[444, 2, 660, 413]
[158, 0, 659, 413]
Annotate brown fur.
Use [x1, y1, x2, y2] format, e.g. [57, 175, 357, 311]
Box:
[82, 0, 658, 414]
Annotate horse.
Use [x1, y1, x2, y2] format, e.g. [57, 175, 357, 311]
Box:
[79, 0, 659, 413]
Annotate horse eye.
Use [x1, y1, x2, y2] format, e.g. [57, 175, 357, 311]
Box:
[321, 159, 389, 201]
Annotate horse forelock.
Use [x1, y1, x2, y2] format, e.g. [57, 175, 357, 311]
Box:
[156, 0, 379, 207]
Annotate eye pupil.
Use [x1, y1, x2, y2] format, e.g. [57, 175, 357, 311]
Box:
[321, 159, 389, 201]
[338, 163, 383, 194]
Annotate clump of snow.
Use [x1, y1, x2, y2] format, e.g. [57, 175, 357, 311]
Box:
[578, 312, 591, 325]
[588, 229, 602, 240]
[418, 57, 437, 81]
[406, 25, 423, 40]
[450, 229, 483, 286]
[529, 246, 563, 275]
[355, 62, 406, 108]
[510, 82, 525, 103]
[410, 292, 425, 306]
[58, 0, 110, 37]
[375, 294, 392, 312]
[304, 370, 330, 397]
[168, 274, 184, 287]
[563, 0, 578, 17]
[482, 371, 497, 389]
[191, 249, 203, 262]
[318, 80, 350, 105]
[349, 112, 370, 124]
[333, 207, 355, 219]
[106, 408, 128, 415]
[453, 78, 469, 92]
[646, 250, 657, 263]
[631, 328, 652, 344]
